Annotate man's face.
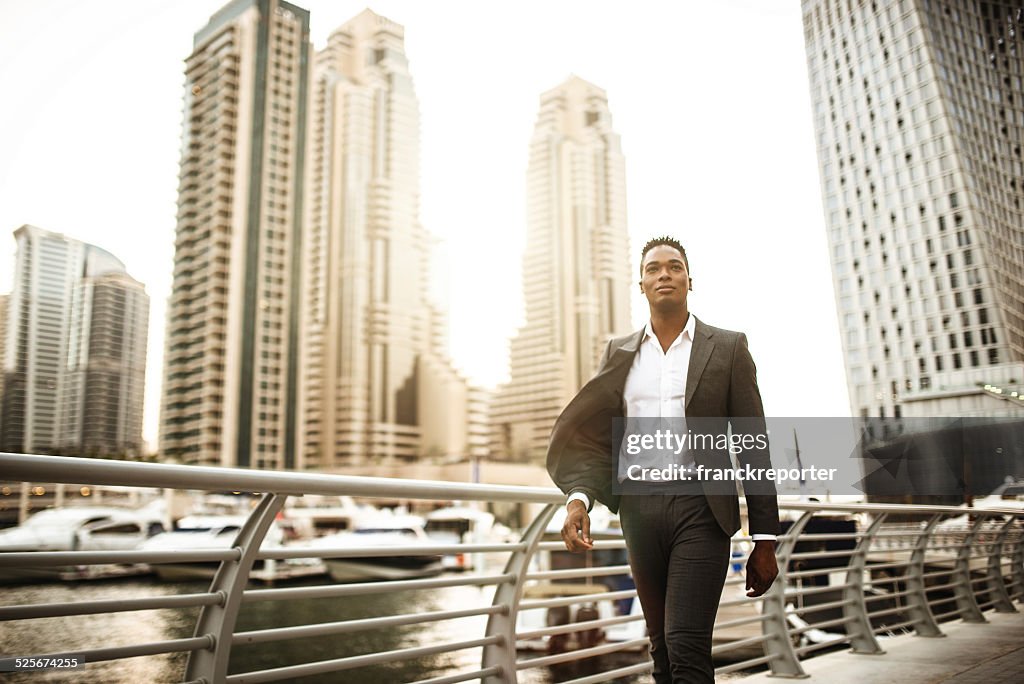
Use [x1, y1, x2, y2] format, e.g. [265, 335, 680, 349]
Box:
[640, 244, 690, 311]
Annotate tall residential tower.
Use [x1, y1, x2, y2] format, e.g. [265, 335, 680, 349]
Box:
[802, 0, 1024, 417]
[299, 10, 469, 469]
[1, 225, 148, 456]
[491, 77, 632, 462]
[159, 0, 311, 467]
[59, 271, 149, 457]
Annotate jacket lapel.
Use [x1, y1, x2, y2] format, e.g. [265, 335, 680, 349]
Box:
[596, 328, 644, 396]
[685, 318, 715, 411]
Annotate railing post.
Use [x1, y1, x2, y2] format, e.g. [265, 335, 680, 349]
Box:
[482, 503, 557, 683]
[904, 514, 943, 637]
[842, 512, 885, 654]
[186, 492, 288, 683]
[762, 511, 810, 678]
[985, 516, 1018, 613]
[951, 512, 987, 623]
[1009, 518, 1024, 603]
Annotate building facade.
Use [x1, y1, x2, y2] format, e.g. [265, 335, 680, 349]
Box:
[59, 272, 149, 457]
[490, 77, 632, 462]
[159, 0, 311, 467]
[802, 0, 1024, 417]
[298, 10, 469, 469]
[1, 225, 146, 455]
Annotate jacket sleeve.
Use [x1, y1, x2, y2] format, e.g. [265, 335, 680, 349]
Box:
[546, 340, 619, 511]
[728, 333, 781, 536]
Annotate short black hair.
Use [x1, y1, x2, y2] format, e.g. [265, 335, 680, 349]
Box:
[640, 236, 689, 274]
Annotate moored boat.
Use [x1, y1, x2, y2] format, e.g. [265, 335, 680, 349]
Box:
[139, 514, 291, 582]
[312, 514, 444, 582]
[0, 505, 167, 583]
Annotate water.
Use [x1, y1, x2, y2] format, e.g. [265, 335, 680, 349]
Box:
[0, 577, 660, 683]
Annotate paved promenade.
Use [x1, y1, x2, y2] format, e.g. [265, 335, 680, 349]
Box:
[740, 611, 1024, 684]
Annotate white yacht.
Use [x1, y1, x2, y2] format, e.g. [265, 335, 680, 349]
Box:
[74, 501, 168, 551]
[278, 495, 374, 540]
[0, 506, 165, 582]
[424, 505, 510, 571]
[311, 514, 444, 582]
[139, 515, 286, 582]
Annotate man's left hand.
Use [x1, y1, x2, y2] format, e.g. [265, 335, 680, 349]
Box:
[745, 540, 779, 597]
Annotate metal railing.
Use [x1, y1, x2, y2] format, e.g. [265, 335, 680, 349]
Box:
[0, 452, 1021, 683]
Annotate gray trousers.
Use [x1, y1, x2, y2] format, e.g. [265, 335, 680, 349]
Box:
[619, 494, 731, 684]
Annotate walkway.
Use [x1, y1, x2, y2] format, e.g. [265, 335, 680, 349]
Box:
[740, 611, 1024, 683]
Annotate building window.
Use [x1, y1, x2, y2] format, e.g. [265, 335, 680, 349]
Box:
[988, 348, 999, 364]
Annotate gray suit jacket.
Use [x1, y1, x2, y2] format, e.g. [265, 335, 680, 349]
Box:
[546, 316, 781, 537]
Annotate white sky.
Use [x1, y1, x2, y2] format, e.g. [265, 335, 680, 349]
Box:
[0, 0, 852, 452]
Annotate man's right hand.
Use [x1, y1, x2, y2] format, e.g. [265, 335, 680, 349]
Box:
[561, 499, 593, 552]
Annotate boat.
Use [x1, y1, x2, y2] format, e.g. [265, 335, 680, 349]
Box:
[0, 505, 166, 582]
[139, 514, 298, 582]
[74, 501, 168, 551]
[312, 514, 445, 582]
[423, 505, 510, 571]
[278, 495, 373, 540]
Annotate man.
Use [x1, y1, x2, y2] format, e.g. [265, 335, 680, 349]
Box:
[547, 236, 780, 683]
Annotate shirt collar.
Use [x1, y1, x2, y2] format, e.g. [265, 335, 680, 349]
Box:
[642, 314, 695, 348]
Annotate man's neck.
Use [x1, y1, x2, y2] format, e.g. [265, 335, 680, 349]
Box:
[650, 308, 689, 353]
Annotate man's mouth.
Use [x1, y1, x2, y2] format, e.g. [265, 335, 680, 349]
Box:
[656, 286, 674, 293]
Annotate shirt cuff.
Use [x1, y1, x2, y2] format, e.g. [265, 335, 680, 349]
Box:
[751, 534, 777, 541]
[567, 492, 591, 510]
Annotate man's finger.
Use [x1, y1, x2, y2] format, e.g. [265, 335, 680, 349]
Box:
[581, 513, 591, 545]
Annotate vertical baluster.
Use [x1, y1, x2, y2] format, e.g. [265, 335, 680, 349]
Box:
[843, 512, 885, 654]
[483, 503, 557, 683]
[904, 514, 943, 637]
[985, 516, 1018, 613]
[951, 512, 987, 623]
[186, 492, 288, 682]
[762, 510, 810, 678]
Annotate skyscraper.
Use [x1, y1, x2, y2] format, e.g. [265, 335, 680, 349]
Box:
[59, 272, 149, 457]
[1, 225, 146, 455]
[491, 77, 632, 462]
[298, 10, 469, 469]
[802, 0, 1024, 417]
[159, 0, 311, 467]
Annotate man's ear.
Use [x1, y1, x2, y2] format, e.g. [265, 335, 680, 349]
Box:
[688, 277, 694, 292]
[638, 281, 644, 293]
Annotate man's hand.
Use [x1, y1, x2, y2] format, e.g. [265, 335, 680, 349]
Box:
[561, 500, 593, 553]
[745, 540, 778, 597]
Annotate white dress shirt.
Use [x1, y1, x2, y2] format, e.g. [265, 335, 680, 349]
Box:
[567, 315, 775, 541]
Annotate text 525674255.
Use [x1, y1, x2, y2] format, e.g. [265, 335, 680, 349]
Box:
[0, 656, 85, 672]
